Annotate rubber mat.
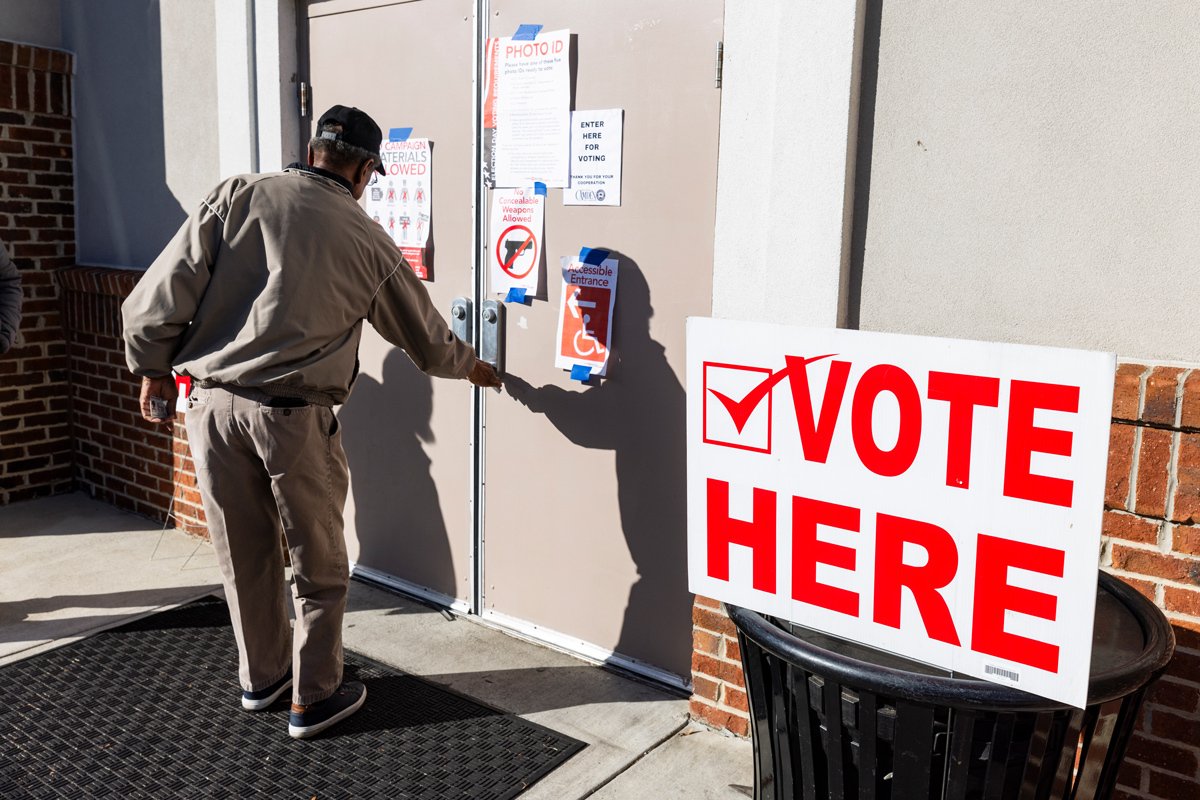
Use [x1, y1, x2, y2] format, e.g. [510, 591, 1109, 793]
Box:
[0, 596, 585, 799]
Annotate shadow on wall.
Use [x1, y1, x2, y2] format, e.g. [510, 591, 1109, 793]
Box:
[505, 252, 693, 677]
[339, 349, 457, 599]
[62, 0, 186, 266]
[845, 0, 884, 330]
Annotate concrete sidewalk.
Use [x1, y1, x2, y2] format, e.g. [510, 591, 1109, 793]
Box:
[0, 493, 752, 799]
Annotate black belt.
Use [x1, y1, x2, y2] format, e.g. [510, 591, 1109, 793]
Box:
[194, 380, 310, 407]
[263, 396, 308, 408]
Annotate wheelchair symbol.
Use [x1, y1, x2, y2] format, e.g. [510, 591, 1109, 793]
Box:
[573, 314, 606, 357]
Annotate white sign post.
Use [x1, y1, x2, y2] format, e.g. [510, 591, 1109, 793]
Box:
[686, 319, 1115, 708]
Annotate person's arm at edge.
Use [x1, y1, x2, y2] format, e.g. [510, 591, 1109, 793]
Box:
[0, 242, 22, 354]
[121, 186, 228, 421]
[367, 256, 501, 389]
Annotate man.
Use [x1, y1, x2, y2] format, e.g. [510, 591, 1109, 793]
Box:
[122, 105, 501, 739]
[0, 241, 21, 354]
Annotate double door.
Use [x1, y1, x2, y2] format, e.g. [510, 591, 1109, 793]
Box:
[307, 0, 721, 684]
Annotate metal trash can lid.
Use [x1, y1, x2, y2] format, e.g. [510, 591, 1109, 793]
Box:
[728, 571, 1175, 712]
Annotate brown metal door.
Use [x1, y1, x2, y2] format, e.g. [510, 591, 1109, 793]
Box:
[307, 0, 723, 684]
[482, 0, 723, 683]
[308, 0, 477, 609]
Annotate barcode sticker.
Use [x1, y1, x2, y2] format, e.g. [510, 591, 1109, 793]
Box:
[984, 664, 1020, 682]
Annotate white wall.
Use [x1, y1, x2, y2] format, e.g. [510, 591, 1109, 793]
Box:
[161, 0, 222, 214]
[253, 0, 301, 173]
[854, 2, 1200, 362]
[215, 0, 301, 178]
[711, 0, 865, 328]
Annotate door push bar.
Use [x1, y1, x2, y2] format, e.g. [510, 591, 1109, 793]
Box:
[451, 297, 505, 377]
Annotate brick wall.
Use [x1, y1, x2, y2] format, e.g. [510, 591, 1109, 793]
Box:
[0, 38, 206, 532]
[691, 361, 1200, 800]
[0, 41, 75, 504]
[1104, 364, 1200, 800]
[56, 266, 206, 535]
[690, 594, 749, 736]
[57, 267, 169, 518]
[169, 420, 206, 536]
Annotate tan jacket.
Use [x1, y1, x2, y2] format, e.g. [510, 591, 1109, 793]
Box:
[122, 167, 474, 405]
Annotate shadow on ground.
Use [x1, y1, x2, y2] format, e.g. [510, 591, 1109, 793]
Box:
[0, 585, 221, 646]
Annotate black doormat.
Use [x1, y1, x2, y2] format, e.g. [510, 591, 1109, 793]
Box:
[0, 596, 585, 799]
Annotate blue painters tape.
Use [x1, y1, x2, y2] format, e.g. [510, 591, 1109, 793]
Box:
[504, 287, 527, 304]
[579, 247, 610, 266]
[388, 127, 412, 142]
[512, 24, 543, 41]
[570, 364, 592, 382]
[533, 181, 547, 196]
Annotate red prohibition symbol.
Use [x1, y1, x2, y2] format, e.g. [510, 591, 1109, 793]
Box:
[496, 224, 537, 279]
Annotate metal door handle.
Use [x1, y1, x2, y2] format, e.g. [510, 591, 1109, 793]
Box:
[480, 299, 505, 376]
[450, 297, 473, 343]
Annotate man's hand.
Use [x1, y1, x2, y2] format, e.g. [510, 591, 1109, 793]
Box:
[139, 375, 178, 423]
[467, 359, 502, 389]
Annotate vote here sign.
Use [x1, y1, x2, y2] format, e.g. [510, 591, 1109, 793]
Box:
[686, 318, 1115, 707]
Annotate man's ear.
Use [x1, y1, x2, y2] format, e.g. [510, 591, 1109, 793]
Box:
[306, 144, 315, 166]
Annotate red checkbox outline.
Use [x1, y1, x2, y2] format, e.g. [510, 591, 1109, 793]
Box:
[702, 361, 773, 454]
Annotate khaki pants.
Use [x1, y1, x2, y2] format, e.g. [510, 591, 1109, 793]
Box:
[185, 385, 350, 706]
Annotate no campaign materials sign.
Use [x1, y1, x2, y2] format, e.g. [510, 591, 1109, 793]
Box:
[365, 137, 432, 280]
[686, 318, 1115, 708]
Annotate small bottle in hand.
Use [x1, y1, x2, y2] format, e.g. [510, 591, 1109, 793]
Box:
[149, 396, 170, 422]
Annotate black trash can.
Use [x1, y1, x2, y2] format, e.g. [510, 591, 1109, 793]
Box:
[728, 572, 1175, 800]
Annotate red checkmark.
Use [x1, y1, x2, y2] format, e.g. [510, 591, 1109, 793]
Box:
[707, 354, 837, 433]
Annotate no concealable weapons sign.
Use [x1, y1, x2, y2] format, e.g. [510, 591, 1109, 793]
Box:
[489, 187, 545, 295]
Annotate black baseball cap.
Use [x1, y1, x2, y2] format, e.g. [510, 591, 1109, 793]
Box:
[316, 105, 386, 175]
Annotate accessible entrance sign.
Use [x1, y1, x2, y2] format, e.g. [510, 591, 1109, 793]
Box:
[555, 254, 618, 377]
[686, 319, 1115, 708]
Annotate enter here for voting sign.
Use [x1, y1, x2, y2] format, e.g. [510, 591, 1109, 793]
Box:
[686, 318, 1115, 708]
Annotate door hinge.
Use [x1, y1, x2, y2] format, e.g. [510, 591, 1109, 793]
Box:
[715, 41, 723, 89]
[298, 80, 312, 118]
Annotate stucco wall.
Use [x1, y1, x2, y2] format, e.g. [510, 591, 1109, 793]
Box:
[61, 0, 219, 269]
[854, 2, 1200, 362]
[0, 0, 62, 50]
[161, 0, 222, 215]
[711, 0, 864, 329]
